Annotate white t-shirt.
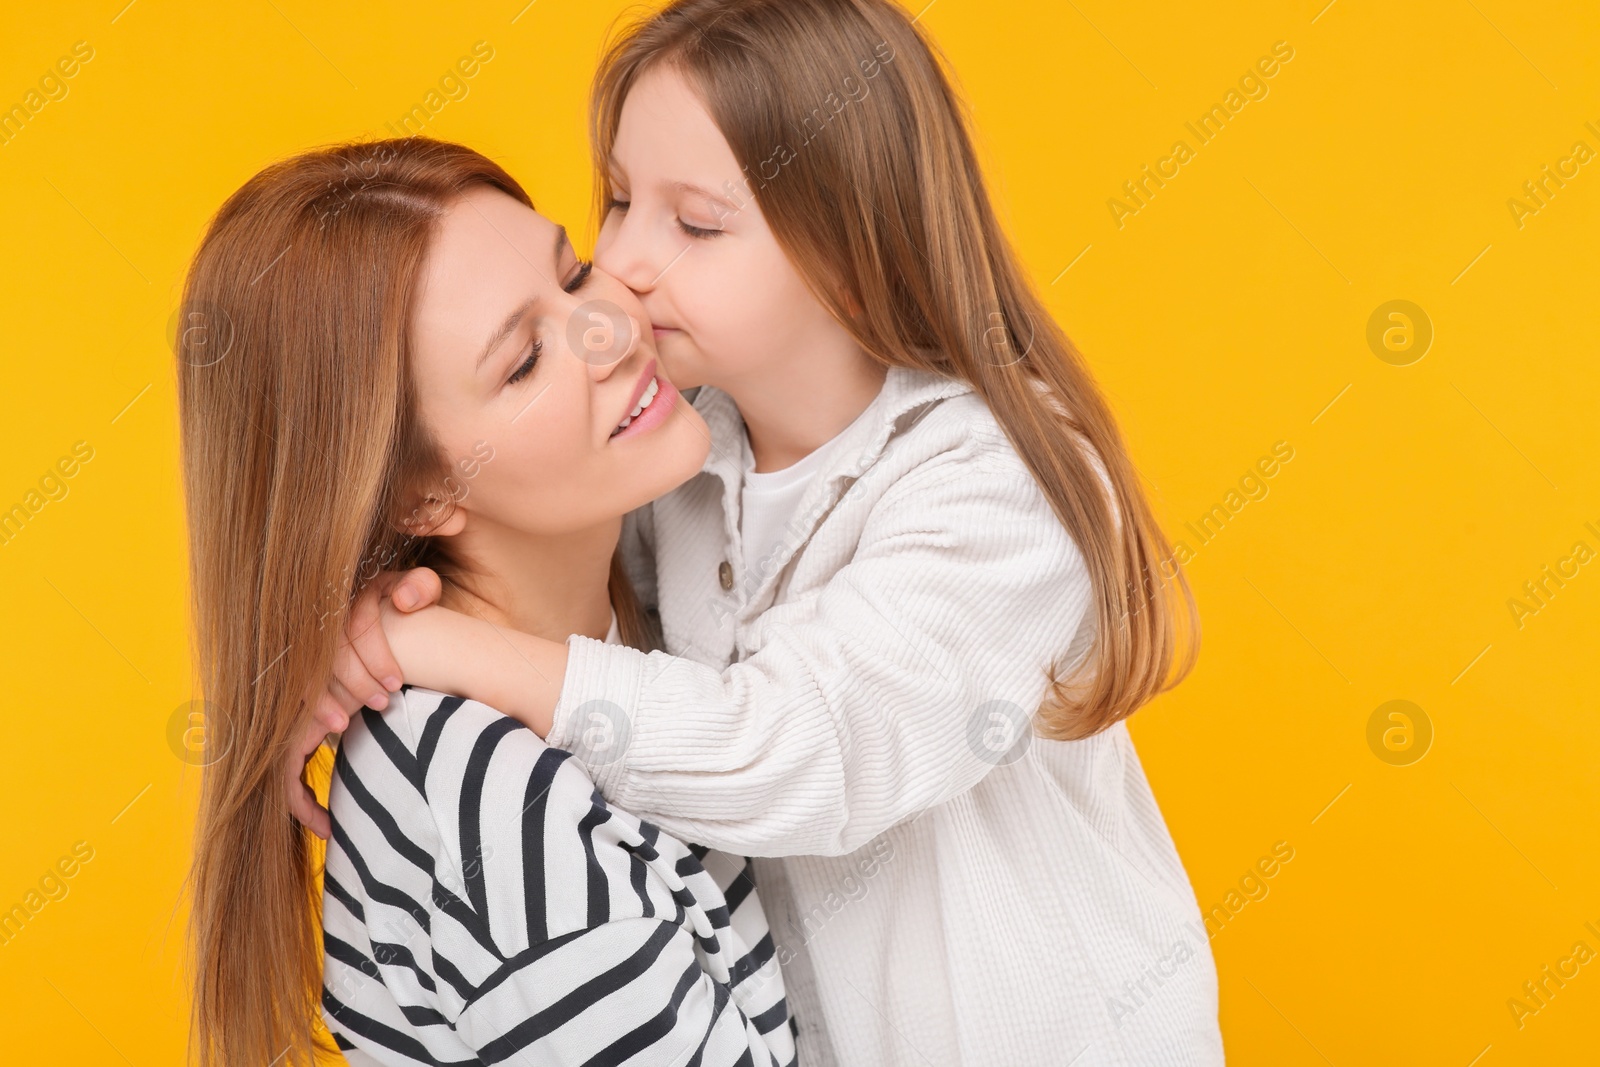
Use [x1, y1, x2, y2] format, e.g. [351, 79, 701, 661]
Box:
[738, 411, 869, 591]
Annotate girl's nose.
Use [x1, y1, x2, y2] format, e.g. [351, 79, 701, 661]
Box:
[594, 217, 658, 297]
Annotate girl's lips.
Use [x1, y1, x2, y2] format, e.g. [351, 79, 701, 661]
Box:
[610, 373, 679, 441]
[651, 326, 678, 338]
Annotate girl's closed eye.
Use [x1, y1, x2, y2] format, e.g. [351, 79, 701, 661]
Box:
[606, 196, 720, 239]
[677, 217, 723, 239]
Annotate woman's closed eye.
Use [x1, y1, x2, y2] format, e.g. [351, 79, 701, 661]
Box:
[507, 260, 594, 387]
[564, 259, 594, 293]
[508, 341, 542, 385]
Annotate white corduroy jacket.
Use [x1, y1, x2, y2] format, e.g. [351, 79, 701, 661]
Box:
[546, 365, 1224, 1066]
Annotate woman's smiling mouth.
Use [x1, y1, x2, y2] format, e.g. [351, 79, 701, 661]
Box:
[611, 375, 660, 435]
[608, 356, 681, 439]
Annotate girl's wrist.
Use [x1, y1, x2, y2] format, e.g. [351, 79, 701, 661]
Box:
[386, 603, 471, 694]
[390, 605, 569, 737]
[467, 623, 568, 737]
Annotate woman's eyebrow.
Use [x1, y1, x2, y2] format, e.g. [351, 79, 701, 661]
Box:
[475, 227, 569, 372]
[476, 298, 536, 371]
[473, 227, 569, 374]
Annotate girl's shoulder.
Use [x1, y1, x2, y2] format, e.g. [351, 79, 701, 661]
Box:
[689, 364, 988, 471]
[860, 374, 1027, 485]
[873, 370, 1111, 500]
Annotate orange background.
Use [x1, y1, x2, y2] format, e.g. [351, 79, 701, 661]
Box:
[0, 1, 1595, 1063]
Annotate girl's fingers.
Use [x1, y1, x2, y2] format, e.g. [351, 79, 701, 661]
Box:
[328, 675, 363, 717]
[288, 772, 331, 839]
[348, 581, 403, 694]
[285, 719, 332, 839]
[333, 634, 388, 711]
[301, 668, 364, 736]
[391, 566, 442, 613]
[291, 787, 330, 839]
[314, 690, 350, 733]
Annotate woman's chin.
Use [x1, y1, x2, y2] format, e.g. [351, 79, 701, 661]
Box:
[646, 423, 712, 501]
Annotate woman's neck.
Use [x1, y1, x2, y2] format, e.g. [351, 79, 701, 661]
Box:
[436, 517, 619, 645]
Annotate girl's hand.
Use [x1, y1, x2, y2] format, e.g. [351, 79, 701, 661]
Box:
[286, 567, 444, 838]
[327, 566, 444, 717]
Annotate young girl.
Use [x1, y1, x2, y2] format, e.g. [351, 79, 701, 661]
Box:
[180, 139, 798, 1066]
[304, 0, 1222, 1061]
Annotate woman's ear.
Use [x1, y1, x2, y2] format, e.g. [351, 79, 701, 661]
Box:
[395, 494, 468, 539]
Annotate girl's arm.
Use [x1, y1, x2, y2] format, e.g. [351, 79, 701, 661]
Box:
[388, 443, 1095, 859]
[377, 501, 659, 737]
[550, 452, 1094, 858]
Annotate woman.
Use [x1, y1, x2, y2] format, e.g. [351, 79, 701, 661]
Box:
[178, 137, 796, 1065]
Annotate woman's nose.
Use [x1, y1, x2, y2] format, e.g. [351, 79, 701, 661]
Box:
[566, 296, 641, 379]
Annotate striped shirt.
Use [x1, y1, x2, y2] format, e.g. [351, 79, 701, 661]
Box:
[320, 616, 799, 1066]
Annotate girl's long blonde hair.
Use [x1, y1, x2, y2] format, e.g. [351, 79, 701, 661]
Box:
[176, 137, 650, 1066]
[592, 0, 1199, 740]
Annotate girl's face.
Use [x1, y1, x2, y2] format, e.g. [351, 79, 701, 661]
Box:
[406, 186, 709, 540]
[593, 64, 844, 394]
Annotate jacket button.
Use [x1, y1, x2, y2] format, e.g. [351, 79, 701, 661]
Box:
[718, 560, 734, 590]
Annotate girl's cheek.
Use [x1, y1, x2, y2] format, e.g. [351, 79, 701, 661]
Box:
[689, 268, 756, 331]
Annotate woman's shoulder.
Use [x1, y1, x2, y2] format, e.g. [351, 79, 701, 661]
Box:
[328, 689, 663, 936]
[332, 686, 621, 833]
[334, 685, 535, 775]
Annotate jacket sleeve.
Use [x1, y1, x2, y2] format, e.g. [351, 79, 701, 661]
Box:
[545, 438, 1097, 857]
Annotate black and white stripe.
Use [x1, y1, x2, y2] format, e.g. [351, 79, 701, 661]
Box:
[322, 687, 798, 1066]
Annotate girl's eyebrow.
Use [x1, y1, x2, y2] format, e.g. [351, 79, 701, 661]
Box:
[669, 179, 736, 209]
[606, 155, 732, 210]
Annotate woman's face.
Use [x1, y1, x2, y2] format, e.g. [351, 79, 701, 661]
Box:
[406, 186, 709, 540]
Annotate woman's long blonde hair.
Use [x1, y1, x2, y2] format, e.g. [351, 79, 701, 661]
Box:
[176, 137, 650, 1066]
[592, 0, 1200, 740]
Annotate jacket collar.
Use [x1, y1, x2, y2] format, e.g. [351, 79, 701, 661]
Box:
[688, 364, 973, 610]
